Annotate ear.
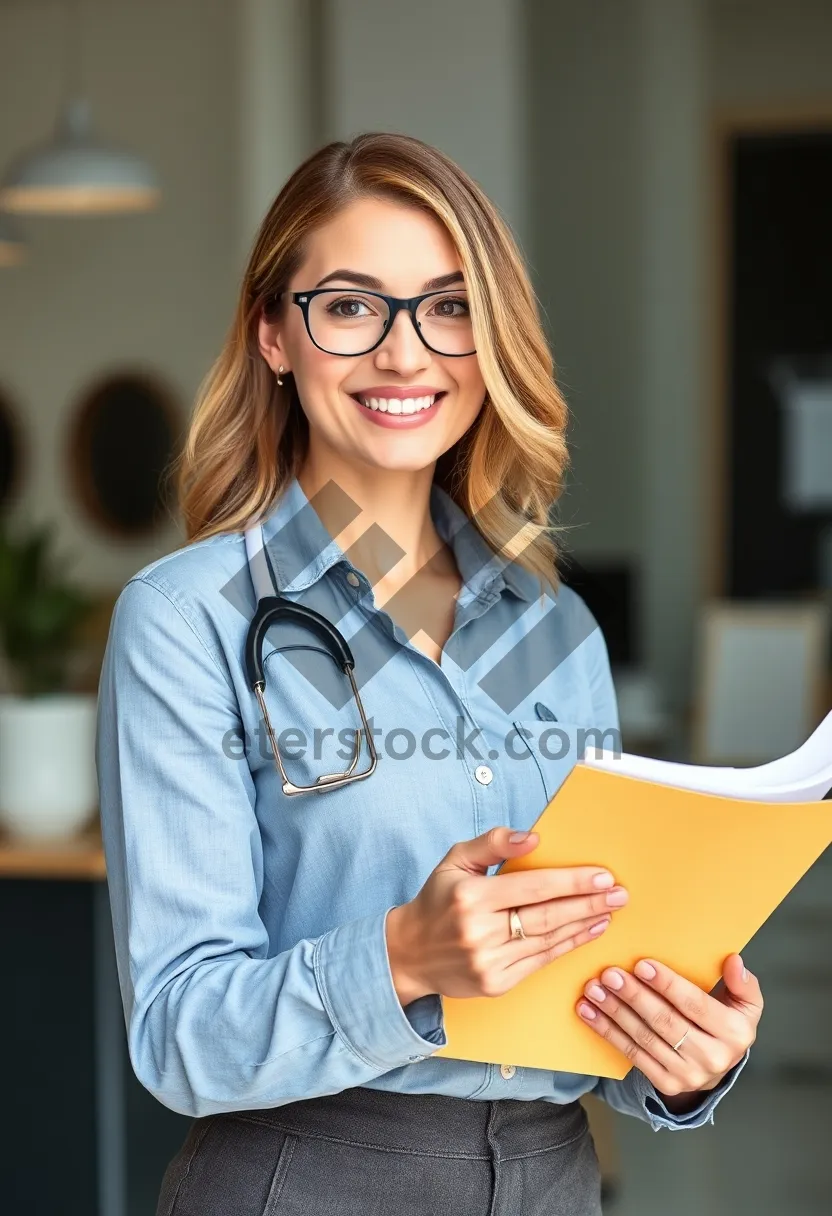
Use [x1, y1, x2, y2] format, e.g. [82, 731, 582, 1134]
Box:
[257, 307, 291, 377]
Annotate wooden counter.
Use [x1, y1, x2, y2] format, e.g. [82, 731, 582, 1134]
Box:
[0, 817, 105, 881]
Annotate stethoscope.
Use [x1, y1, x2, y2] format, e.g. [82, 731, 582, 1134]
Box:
[243, 522, 379, 796]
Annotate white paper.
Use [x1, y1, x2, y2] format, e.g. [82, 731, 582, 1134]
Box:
[581, 707, 832, 803]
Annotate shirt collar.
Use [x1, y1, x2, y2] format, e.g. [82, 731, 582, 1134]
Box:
[258, 474, 542, 602]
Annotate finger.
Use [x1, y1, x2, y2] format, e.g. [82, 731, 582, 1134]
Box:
[629, 958, 749, 1039]
[487, 866, 618, 911]
[581, 972, 700, 1069]
[499, 915, 612, 983]
[717, 954, 764, 1021]
[575, 1000, 680, 1094]
[506, 888, 628, 936]
[498, 912, 611, 964]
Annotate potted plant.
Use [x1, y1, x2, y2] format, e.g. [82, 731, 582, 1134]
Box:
[0, 521, 98, 841]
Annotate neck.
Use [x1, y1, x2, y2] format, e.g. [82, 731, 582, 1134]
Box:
[297, 449, 451, 587]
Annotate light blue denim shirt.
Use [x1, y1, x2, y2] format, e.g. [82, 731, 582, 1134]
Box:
[96, 474, 747, 1126]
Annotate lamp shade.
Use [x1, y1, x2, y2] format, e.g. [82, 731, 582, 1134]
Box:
[0, 213, 26, 265]
[0, 99, 160, 215]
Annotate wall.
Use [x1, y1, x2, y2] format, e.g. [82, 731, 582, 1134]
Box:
[526, 0, 832, 717]
[525, 0, 643, 559]
[0, 0, 240, 589]
[321, 0, 529, 248]
[710, 0, 832, 107]
[5, 0, 832, 696]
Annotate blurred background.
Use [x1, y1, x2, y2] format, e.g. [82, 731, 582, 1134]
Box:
[1, 0, 831, 1212]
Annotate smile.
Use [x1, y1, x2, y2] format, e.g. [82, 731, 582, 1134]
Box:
[351, 392, 446, 414]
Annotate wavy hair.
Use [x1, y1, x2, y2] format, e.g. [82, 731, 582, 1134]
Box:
[174, 132, 570, 592]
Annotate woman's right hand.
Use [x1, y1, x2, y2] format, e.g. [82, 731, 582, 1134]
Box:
[385, 826, 628, 1004]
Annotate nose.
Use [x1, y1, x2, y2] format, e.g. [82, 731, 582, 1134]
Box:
[374, 305, 431, 373]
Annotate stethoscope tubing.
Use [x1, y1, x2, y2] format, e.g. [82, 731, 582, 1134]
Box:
[242, 521, 378, 793]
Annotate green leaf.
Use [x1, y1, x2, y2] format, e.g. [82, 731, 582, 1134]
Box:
[0, 519, 96, 695]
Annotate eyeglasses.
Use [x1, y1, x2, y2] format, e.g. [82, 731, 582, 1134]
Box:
[281, 288, 476, 358]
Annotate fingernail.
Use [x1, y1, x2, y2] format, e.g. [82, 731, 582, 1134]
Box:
[578, 1002, 597, 1020]
[604, 969, 624, 990]
[635, 960, 657, 981]
[605, 887, 628, 907]
[508, 830, 530, 842]
[739, 955, 748, 981]
[592, 871, 614, 889]
[589, 918, 610, 936]
[587, 983, 606, 1001]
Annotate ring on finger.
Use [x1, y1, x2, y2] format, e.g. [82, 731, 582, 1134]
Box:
[509, 908, 526, 940]
[671, 1027, 691, 1055]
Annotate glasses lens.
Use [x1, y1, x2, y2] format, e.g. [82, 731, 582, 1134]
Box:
[307, 290, 475, 356]
[308, 291, 388, 355]
[416, 291, 475, 355]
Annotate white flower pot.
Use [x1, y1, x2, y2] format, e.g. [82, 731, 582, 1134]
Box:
[0, 693, 98, 841]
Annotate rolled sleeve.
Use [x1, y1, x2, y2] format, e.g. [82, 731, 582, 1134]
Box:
[638, 1048, 750, 1130]
[315, 907, 447, 1071]
[597, 1049, 750, 1131]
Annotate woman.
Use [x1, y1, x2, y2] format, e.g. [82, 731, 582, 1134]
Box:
[96, 133, 761, 1216]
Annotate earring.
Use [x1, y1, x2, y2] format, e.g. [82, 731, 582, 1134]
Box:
[276, 365, 284, 386]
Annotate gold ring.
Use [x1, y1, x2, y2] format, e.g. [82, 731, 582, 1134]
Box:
[509, 908, 526, 940]
[671, 1028, 691, 1054]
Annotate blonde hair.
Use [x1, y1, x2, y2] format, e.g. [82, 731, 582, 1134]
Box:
[174, 132, 570, 592]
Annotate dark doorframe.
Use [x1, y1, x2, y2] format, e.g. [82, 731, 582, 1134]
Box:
[708, 103, 832, 600]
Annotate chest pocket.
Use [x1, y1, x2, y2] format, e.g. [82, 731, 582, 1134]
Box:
[509, 717, 592, 805]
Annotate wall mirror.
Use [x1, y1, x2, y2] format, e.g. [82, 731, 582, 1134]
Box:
[67, 371, 182, 538]
[0, 387, 23, 513]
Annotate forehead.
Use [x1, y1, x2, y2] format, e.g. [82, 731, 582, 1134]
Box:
[293, 197, 461, 290]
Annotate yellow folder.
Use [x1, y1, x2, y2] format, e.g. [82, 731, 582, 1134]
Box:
[433, 760, 832, 1080]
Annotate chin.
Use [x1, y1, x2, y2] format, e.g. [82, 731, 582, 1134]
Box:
[354, 443, 444, 474]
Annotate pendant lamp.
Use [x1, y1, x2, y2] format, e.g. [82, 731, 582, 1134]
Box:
[0, 1, 160, 216]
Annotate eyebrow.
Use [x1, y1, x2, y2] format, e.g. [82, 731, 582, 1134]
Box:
[313, 269, 465, 292]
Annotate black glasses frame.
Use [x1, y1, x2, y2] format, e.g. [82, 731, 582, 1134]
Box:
[281, 288, 476, 358]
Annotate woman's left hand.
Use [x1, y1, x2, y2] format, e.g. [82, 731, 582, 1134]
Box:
[576, 953, 763, 1114]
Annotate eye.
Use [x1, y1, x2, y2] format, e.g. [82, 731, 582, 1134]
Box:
[427, 295, 470, 318]
[324, 295, 378, 319]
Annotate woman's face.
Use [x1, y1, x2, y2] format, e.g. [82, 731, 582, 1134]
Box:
[258, 196, 487, 474]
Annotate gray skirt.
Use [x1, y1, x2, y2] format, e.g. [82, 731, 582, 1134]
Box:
[155, 1084, 602, 1216]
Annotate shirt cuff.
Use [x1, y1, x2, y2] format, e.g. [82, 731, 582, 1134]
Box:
[635, 1047, 751, 1131]
[314, 906, 447, 1072]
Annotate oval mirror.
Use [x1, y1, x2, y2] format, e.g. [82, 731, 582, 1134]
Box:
[68, 372, 181, 537]
[0, 388, 23, 512]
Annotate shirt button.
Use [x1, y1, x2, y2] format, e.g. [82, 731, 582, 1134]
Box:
[346, 571, 360, 587]
[500, 1064, 516, 1079]
[408, 1054, 425, 1062]
[474, 764, 493, 785]
[534, 701, 557, 721]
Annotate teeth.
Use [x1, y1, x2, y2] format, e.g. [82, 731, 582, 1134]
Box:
[357, 394, 438, 414]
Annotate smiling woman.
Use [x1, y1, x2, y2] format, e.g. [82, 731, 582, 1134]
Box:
[176, 137, 569, 591]
[96, 132, 754, 1216]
